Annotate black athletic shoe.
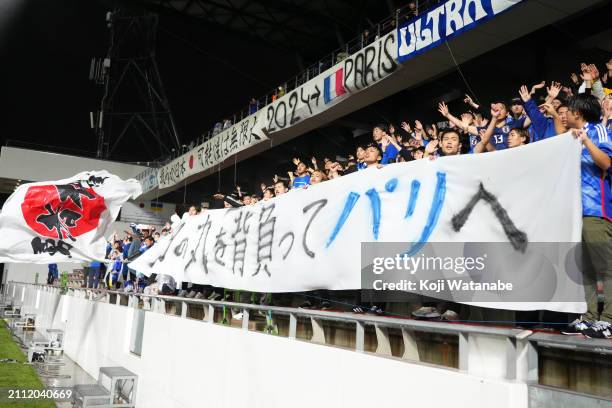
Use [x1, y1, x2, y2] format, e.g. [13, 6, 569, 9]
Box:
[366, 306, 384, 315]
[299, 300, 313, 309]
[561, 319, 592, 335]
[352, 306, 365, 314]
[583, 321, 612, 339]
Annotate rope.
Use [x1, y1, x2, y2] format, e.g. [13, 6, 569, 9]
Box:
[444, 41, 481, 106]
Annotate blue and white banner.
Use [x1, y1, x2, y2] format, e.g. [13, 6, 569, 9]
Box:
[398, 0, 523, 62]
[132, 135, 585, 313]
[135, 167, 158, 195]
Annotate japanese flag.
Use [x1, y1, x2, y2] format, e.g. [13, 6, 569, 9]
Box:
[0, 170, 141, 263]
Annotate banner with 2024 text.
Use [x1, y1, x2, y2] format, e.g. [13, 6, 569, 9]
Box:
[151, 0, 525, 193]
[155, 29, 399, 190]
[132, 134, 586, 313]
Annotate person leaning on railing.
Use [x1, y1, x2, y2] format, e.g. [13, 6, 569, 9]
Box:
[562, 93, 612, 339]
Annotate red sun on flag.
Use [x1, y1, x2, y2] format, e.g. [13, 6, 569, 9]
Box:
[21, 184, 107, 241]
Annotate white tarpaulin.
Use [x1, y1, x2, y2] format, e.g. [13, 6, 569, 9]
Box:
[0, 171, 141, 263]
[132, 134, 585, 312]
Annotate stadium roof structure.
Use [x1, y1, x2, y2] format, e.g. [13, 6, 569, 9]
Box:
[131, 0, 391, 54]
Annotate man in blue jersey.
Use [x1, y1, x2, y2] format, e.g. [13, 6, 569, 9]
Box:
[438, 101, 524, 152]
[355, 146, 367, 170]
[136, 236, 155, 292]
[475, 107, 530, 152]
[290, 161, 310, 189]
[562, 93, 612, 339]
[372, 124, 401, 164]
[518, 85, 566, 141]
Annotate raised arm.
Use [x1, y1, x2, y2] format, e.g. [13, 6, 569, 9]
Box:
[463, 94, 480, 110]
[540, 103, 566, 135]
[473, 109, 499, 153]
[414, 120, 426, 141]
[545, 81, 562, 105]
[438, 102, 478, 135]
[519, 85, 549, 142]
[423, 139, 439, 158]
[400, 121, 413, 136]
[310, 157, 318, 171]
[589, 64, 605, 101]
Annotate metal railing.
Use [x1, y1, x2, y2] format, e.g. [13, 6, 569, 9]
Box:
[10, 281, 532, 381]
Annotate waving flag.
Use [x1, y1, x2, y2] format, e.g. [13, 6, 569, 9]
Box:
[0, 171, 141, 263]
[323, 68, 346, 104]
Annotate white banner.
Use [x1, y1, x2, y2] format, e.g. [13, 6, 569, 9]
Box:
[397, 0, 524, 62]
[135, 167, 158, 195]
[132, 135, 585, 312]
[157, 30, 398, 189]
[0, 171, 141, 263]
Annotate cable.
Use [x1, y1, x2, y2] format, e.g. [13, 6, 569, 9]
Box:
[444, 40, 481, 106]
[233, 154, 237, 187]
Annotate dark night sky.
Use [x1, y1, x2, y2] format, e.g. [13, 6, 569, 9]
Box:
[0, 0, 288, 155]
[0, 0, 386, 158]
[0, 0, 109, 155]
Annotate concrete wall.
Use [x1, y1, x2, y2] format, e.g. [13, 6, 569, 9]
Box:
[3, 262, 82, 285]
[11, 284, 529, 408]
[0, 146, 149, 182]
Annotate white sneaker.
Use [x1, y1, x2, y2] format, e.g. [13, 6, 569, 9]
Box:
[440, 310, 459, 321]
[412, 306, 441, 319]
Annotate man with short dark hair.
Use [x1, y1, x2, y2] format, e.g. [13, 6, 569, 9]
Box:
[562, 93, 612, 339]
[262, 188, 275, 201]
[373, 124, 401, 164]
[510, 98, 526, 121]
[290, 161, 310, 189]
[355, 145, 367, 170]
[363, 144, 383, 168]
[438, 129, 462, 156]
[188, 205, 199, 216]
[274, 180, 288, 196]
[475, 107, 530, 152]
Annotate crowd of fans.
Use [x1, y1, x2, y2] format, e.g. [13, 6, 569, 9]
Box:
[70, 59, 612, 339]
